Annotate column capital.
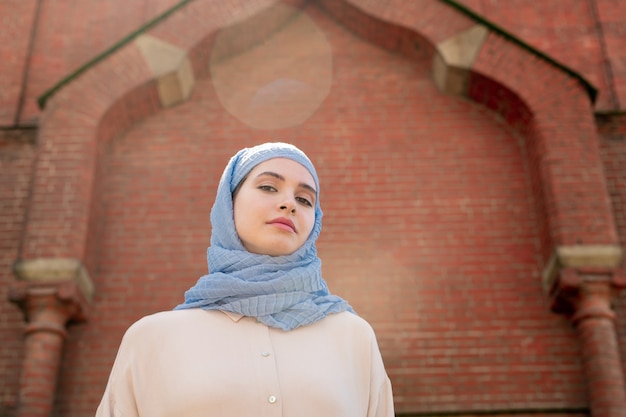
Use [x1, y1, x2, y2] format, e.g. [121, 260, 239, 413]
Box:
[12, 258, 94, 301]
[8, 280, 90, 335]
[547, 267, 625, 317]
[541, 245, 625, 315]
[9, 258, 93, 328]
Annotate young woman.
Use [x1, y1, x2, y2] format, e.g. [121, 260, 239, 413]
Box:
[96, 142, 394, 417]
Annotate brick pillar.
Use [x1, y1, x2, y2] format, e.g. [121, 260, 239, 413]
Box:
[9, 259, 92, 417]
[571, 279, 626, 417]
[544, 245, 626, 417]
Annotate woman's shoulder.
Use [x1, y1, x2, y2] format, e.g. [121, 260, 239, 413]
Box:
[316, 311, 379, 340]
[326, 310, 375, 326]
[131, 308, 205, 325]
[122, 309, 224, 340]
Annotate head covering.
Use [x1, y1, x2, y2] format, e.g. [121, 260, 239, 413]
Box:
[175, 142, 353, 330]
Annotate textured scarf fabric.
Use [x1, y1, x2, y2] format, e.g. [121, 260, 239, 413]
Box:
[175, 142, 353, 330]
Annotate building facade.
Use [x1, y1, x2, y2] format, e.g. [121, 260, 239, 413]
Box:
[1, 0, 626, 416]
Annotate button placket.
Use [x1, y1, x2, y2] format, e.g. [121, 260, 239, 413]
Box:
[252, 323, 281, 415]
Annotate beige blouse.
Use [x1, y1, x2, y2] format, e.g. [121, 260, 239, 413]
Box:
[96, 309, 394, 417]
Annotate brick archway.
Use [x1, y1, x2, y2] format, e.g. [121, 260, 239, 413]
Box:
[24, 0, 617, 270]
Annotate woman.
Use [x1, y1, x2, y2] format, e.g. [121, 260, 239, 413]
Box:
[96, 142, 394, 417]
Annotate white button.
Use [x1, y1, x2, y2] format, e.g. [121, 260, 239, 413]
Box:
[268, 395, 277, 404]
[261, 352, 270, 357]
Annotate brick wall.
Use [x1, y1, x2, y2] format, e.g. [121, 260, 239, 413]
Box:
[3, 0, 626, 127]
[45, 7, 589, 416]
[15, 0, 181, 125]
[0, 0, 38, 126]
[0, 129, 36, 416]
[457, 0, 626, 112]
[597, 113, 626, 383]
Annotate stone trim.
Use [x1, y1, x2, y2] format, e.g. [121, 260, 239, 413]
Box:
[36, 0, 194, 109]
[542, 245, 623, 292]
[433, 24, 488, 96]
[135, 34, 195, 108]
[439, 0, 597, 102]
[13, 258, 95, 302]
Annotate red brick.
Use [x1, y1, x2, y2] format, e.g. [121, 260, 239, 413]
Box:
[3, 1, 626, 416]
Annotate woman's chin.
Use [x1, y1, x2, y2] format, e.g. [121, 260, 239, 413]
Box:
[245, 241, 299, 257]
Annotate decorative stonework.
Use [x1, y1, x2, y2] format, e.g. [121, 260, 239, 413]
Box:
[9, 260, 92, 417]
[13, 258, 95, 302]
[433, 24, 488, 96]
[540, 246, 626, 417]
[135, 34, 195, 108]
[542, 244, 624, 295]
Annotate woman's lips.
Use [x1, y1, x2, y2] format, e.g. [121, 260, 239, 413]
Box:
[268, 217, 296, 232]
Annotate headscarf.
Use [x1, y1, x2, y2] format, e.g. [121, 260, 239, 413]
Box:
[175, 142, 354, 330]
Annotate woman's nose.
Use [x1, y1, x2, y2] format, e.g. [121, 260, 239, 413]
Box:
[279, 196, 296, 214]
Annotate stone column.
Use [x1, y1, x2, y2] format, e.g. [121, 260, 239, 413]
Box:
[544, 245, 626, 417]
[9, 259, 93, 417]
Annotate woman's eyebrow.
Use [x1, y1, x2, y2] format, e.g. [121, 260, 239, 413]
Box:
[256, 171, 317, 194]
[256, 171, 284, 181]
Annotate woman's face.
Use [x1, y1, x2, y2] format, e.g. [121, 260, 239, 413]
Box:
[233, 158, 317, 256]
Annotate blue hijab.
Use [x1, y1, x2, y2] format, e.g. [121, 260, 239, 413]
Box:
[175, 142, 353, 330]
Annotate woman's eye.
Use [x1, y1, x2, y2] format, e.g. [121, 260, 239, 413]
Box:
[258, 185, 276, 192]
[297, 197, 313, 207]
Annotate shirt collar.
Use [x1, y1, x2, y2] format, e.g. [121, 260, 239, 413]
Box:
[220, 310, 244, 322]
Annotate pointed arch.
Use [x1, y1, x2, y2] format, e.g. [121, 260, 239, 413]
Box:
[24, 0, 619, 291]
